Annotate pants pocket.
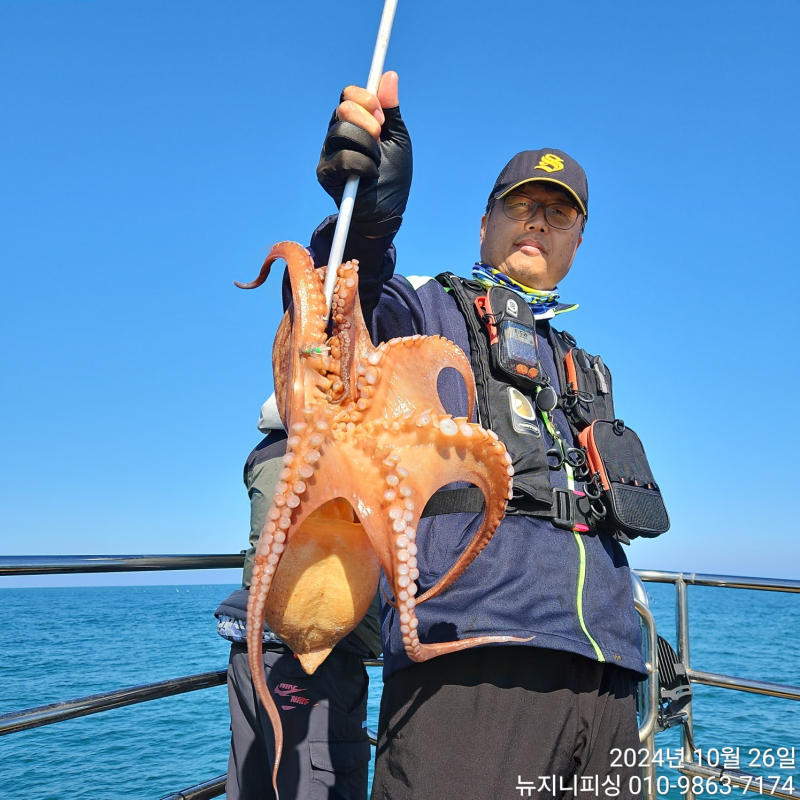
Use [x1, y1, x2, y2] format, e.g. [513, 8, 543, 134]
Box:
[309, 738, 370, 800]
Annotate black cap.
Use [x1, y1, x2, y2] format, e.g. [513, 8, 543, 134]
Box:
[487, 149, 589, 220]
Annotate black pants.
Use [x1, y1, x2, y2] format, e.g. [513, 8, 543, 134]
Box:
[371, 646, 641, 800]
[226, 643, 371, 800]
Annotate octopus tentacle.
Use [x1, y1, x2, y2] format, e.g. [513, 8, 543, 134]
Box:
[244, 410, 336, 799]
[272, 311, 294, 428]
[403, 631, 535, 662]
[245, 556, 284, 793]
[245, 496, 296, 797]
[236, 241, 327, 350]
[378, 445, 532, 663]
[330, 260, 361, 401]
[358, 334, 476, 425]
[414, 423, 516, 604]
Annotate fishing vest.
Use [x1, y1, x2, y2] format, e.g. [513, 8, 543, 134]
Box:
[427, 273, 619, 535]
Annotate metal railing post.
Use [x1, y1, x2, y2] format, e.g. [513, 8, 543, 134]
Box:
[631, 571, 657, 800]
[675, 576, 695, 800]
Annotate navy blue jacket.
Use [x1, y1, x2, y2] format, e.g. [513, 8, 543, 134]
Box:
[296, 217, 646, 681]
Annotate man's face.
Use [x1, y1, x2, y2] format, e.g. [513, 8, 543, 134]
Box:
[479, 182, 583, 290]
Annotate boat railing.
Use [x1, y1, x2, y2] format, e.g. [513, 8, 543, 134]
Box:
[2, 556, 798, 799]
[634, 570, 800, 800]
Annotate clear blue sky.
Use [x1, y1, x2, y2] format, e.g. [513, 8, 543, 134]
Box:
[2, 0, 798, 587]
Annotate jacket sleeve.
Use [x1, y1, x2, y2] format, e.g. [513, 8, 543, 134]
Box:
[282, 214, 397, 320]
[240, 431, 288, 590]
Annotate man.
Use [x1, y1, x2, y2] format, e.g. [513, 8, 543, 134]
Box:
[215, 415, 381, 800]
[310, 71, 664, 800]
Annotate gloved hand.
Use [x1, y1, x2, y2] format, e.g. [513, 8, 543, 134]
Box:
[316, 71, 412, 238]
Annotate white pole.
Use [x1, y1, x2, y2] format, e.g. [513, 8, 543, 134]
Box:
[322, 0, 399, 319]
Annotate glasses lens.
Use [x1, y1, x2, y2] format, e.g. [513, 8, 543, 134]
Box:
[502, 197, 580, 229]
[544, 203, 579, 230]
[503, 196, 536, 220]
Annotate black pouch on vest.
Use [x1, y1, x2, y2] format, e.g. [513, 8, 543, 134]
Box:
[579, 419, 670, 539]
[562, 347, 614, 429]
[482, 286, 547, 388]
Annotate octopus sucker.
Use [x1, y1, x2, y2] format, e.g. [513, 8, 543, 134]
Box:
[235, 243, 524, 797]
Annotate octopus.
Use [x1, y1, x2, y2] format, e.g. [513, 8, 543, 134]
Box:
[235, 241, 527, 796]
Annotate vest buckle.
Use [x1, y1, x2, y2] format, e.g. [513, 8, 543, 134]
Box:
[552, 488, 575, 531]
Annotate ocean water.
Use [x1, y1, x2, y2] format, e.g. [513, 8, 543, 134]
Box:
[1, 581, 798, 799]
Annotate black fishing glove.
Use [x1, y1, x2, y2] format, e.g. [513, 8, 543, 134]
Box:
[316, 103, 412, 238]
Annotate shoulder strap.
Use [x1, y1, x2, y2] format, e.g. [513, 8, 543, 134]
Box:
[547, 326, 574, 400]
[435, 272, 495, 430]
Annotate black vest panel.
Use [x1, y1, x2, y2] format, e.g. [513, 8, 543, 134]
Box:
[437, 273, 555, 511]
[436, 273, 616, 518]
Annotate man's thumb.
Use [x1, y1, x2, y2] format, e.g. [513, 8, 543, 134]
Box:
[377, 71, 400, 109]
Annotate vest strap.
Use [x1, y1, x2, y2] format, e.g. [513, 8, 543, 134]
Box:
[420, 488, 486, 517]
[420, 487, 598, 532]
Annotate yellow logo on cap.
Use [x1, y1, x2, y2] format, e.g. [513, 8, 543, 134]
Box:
[534, 154, 565, 173]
